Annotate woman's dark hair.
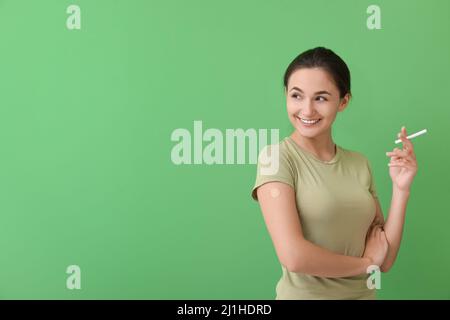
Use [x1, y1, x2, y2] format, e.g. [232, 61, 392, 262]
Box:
[283, 47, 351, 99]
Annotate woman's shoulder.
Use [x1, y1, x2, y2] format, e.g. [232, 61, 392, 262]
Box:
[256, 138, 296, 173]
[257, 137, 292, 158]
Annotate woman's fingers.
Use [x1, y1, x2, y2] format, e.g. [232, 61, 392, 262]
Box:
[386, 147, 415, 161]
[388, 158, 416, 169]
[368, 225, 387, 241]
[372, 226, 380, 239]
[388, 125, 418, 160]
[388, 162, 415, 169]
[368, 226, 376, 239]
[386, 148, 408, 158]
[399, 127, 415, 153]
[387, 145, 418, 171]
[389, 158, 411, 165]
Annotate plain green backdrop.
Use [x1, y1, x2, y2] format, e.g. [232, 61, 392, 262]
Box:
[0, 0, 448, 299]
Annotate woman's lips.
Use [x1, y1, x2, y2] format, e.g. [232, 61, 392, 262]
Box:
[295, 115, 322, 126]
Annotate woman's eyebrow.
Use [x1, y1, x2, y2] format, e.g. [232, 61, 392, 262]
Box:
[289, 86, 332, 95]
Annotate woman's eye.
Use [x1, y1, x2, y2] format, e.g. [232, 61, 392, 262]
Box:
[291, 94, 327, 101]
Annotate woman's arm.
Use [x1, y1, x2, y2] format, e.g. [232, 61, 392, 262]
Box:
[380, 126, 418, 272]
[256, 181, 383, 278]
[376, 188, 410, 272]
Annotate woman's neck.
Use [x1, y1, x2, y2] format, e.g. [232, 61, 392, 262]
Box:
[290, 130, 336, 162]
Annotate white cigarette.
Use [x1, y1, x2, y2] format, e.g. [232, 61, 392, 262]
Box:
[395, 129, 427, 144]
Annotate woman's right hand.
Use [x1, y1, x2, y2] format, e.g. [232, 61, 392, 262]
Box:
[363, 225, 389, 267]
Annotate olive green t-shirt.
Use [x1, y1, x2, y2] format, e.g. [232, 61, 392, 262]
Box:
[251, 136, 378, 300]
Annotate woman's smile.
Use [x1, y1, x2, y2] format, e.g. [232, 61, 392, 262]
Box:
[295, 115, 323, 127]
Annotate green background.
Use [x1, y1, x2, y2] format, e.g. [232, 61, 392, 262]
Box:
[0, 0, 448, 299]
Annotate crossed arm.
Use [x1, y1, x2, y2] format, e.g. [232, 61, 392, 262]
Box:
[371, 187, 410, 272]
[256, 181, 410, 277]
[256, 181, 373, 278]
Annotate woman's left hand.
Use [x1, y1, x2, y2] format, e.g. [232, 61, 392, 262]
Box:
[386, 126, 418, 192]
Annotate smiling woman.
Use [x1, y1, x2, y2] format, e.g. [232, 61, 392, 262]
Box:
[251, 47, 394, 300]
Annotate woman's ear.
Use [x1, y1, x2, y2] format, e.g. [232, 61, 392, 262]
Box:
[338, 93, 351, 112]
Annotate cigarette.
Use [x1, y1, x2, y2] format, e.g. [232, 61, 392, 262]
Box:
[394, 129, 427, 144]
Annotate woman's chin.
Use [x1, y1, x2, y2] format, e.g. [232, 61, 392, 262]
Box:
[293, 122, 327, 137]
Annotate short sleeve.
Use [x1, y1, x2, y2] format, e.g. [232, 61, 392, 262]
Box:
[366, 158, 378, 198]
[251, 143, 296, 202]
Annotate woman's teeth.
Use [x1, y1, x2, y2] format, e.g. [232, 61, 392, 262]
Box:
[299, 117, 321, 124]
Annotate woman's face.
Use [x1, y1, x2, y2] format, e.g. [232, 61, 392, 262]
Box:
[285, 67, 350, 139]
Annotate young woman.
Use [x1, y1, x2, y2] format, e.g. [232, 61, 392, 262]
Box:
[251, 47, 418, 299]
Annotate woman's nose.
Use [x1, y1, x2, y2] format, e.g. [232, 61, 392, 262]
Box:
[300, 101, 315, 115]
